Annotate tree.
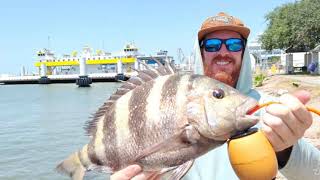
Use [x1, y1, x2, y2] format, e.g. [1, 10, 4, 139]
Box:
[260, 0, 320, 52]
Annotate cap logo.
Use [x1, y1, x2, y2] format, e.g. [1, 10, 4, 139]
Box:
[208, 16, 233, 24]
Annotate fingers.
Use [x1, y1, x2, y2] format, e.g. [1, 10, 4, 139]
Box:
[262, 112, 295, 151]
[292, 90, 311, 105]
[261, 92, 313, 152]
[110, 165, 159, 180]
[261, 123, 284, 151]
[110, 165, 142, 180]
[280, 93, 313, 128]
[132, 172, 159, 180]
[266, 103, 304, 137]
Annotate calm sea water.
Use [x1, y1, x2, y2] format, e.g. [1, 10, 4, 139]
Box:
[0, 83, 122, 180]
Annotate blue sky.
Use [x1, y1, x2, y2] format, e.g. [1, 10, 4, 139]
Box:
[0, 0, 295, 74]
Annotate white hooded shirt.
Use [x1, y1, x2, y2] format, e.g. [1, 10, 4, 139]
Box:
[183, 38, 320, 180]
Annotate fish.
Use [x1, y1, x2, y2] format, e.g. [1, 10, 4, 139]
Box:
[56, 60, 259, 180]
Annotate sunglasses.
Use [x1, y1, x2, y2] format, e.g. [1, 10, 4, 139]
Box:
[200, 38, 244, 52]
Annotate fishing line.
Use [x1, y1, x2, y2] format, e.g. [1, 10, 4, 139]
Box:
[247, 101, 320, 116]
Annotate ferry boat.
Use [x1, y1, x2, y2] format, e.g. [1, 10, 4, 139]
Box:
[0, 43, 174, 85]
[34, 43, 174, 76]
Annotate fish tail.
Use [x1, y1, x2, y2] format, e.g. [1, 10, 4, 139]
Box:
[56, 145, 90, 180]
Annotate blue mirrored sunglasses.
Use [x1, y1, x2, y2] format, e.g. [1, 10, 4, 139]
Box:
[200, 38, 244, 52]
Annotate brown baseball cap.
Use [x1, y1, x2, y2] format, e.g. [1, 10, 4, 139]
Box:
[198, 12, 250, 41]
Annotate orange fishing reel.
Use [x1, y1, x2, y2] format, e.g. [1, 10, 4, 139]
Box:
[228, 102, 320, 180]
[228, 128, 278, 180]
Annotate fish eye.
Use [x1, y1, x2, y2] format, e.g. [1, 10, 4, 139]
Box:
[212, 89, 225, 99]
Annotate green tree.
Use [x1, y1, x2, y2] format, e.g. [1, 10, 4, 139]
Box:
[260, 0, 320, 52]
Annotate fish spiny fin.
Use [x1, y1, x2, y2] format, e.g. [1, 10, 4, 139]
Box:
[84, 60, 177, 136]
[128, 76, 144, 86]
[148, 57, 177, 75]
[164, 61, 176, 74]
[84, 100, 113, 136]
[138, 59, 171, 76]
[139, 61, 163, 76]
[140, 69, 159, 79]
[137, 71, 154, 81]
[149, 56, 164, 67]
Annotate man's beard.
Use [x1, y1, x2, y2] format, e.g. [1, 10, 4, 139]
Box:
[213, 71, 235, 86]
[203, 55, 241, 87]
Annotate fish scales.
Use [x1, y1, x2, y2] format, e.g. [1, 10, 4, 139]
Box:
[87, 74, 193, 170]
[114, 77, 156, 168]
[56, 62, 259, 180]
[110, 74, 187, 170]
[89, 117, 107, 166]
[113, 90, 134, 167]
[127, 76, 157, 151]
[136, 74, 190, 169]
[159, 74, 183, 134]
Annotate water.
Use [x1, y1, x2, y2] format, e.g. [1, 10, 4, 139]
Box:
[0, 83, 122, 180]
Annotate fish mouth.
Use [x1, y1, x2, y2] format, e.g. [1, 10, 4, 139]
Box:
[238, 97, 259, 116]
[235, 98, 260, 131]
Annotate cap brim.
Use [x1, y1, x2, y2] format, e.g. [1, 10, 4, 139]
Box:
[198, 25, 250, 41]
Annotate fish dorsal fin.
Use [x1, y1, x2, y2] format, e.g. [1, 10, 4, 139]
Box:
[84, 60, 177, 136]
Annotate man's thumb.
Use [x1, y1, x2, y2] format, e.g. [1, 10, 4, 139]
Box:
[292, 90, 311, 105]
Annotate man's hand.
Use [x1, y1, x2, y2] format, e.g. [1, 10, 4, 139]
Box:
[261, 90, 313, 152]
[110, 165, 159, 180]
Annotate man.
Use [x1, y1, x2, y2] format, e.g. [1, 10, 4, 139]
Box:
[111, 12, 320, 180]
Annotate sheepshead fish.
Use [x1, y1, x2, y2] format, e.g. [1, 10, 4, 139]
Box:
[56, 61, 259, 180]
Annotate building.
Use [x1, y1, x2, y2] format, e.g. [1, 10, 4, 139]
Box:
[247, 37, 283, 72]
[280, 45, 320, 74]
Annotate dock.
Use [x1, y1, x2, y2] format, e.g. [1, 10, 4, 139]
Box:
[0, 73, 135, 85]
[2, 44, 174, 86]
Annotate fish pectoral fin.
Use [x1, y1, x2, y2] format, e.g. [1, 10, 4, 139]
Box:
[158, 160, 194, 180]
[133, 125, 200, 162]
[181, 124, 201, 144]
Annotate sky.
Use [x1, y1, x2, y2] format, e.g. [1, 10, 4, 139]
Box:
[0, 0, 295, 75]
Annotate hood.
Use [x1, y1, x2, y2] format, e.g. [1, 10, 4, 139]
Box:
[192, 38, 253, 95]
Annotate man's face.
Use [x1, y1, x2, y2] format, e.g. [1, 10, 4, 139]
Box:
[201, 30, 244, 87]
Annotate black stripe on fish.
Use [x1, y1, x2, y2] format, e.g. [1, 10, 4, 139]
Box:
[85, 62, 177, 137]
[128, 81, 155, 149]
[121, 81, 137, 90]
[188, 74, 202, 89]
[102, 106, 121, 169]
[157, 67, 169, 76]
[189, 74, 202, 82]
[115, 88, 129, 96]
[87, 105, 120, 168]
[88, 139, 103, 166]
[137, 72, 154, 82]
[109, 95, 122, 101]
[160, 75, 182, 102]
[139, 61, 167, 76]
[140, 69, 159, 79]
[158, 75, 182, 132]
[128, 76, 144, 86]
